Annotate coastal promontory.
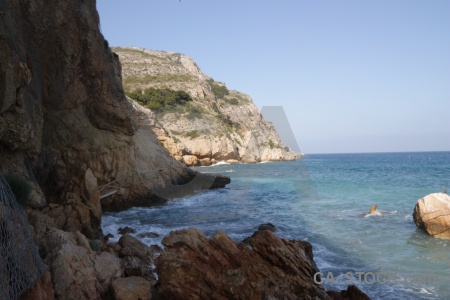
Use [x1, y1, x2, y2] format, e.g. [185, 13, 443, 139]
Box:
[113, 47, 302, 166]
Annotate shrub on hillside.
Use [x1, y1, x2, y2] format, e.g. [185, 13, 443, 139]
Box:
[225, 98, 239, 105]
[185, 130, 200, 139]
[127, 87, 192, 111]
[207, 78, 229, 99]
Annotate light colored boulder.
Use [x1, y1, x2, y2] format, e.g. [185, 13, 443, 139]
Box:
[198, 158, 211, 166]
[413, 193, 450, 239]
[226, 159, 239, 164]
[182, 155, 198, 166]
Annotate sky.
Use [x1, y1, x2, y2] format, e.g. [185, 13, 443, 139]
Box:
[97, 0, 450, 154]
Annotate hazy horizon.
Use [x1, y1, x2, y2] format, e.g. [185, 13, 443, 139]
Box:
[97, 0, 450, 154]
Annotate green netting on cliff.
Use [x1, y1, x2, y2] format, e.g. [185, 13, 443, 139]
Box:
[0, 172, 47, 300]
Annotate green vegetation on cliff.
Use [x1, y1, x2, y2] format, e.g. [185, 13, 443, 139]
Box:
[127, 87, 192, 110]
[207, 78, 229, 99]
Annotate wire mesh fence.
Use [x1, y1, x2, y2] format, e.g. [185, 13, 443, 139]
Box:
[0, 172, 47, 300]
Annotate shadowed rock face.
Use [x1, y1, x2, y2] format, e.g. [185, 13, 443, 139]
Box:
[155, 228, 370, 300]
[0, 0, 229, 234]
[414, 193, 450, 239]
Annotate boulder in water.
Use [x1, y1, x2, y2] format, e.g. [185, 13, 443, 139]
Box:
[257, 222, 276, 232]
[118, 226, 136, 235]
[413, 193, 450, 239]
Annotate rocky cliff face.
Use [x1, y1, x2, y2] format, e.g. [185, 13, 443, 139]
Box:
[113, 47, 302, 166]
[1, 0, 229, 298]
[0, 0, 226, 237]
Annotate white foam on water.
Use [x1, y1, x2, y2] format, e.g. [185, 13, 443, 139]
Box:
[210, 161, 230, 166]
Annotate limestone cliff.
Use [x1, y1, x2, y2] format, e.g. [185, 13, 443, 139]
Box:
[113, 47, 302, 166]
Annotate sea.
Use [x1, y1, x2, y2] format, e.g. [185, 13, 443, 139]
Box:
[102, 151, 450, 299]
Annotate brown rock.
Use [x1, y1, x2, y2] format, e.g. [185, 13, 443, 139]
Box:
[19, 272, 55, 300]
[118, 234, 151, 261]
[118, 235, 155, 282]
[94, 252, 123, 294]
[39, 229, 127, 299]
[327, 285, 371, 300]
[41, 229, 101, 300]
[111, 277, 151, 300]
[155, 228, 328, 299]
[413, 193, 450, 239]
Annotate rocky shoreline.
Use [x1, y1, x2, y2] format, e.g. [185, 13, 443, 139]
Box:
[0, 1, 369, 299]
[18, 220, 370, 299]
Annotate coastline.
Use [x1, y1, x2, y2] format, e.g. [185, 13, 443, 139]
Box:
[103, 153, 450, 299]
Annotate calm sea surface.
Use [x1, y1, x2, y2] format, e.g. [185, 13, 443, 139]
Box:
[102, 151, 450, 299]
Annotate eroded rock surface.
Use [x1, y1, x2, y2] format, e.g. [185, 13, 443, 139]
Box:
[413, 193, 450, 239]
[155, 228, 369, 299]
[112, 276, 152, 300]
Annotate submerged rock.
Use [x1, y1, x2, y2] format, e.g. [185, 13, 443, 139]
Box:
[257, 222, 276, 232]
[413, 193, 450, 239]
[137, 232, 160, 239]
[118, 226, 137, 235]
[155, 228, 370, 299]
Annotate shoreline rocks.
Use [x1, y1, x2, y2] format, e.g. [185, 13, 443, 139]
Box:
[155, 228, 370, 299]
[413, 192, 450, 239]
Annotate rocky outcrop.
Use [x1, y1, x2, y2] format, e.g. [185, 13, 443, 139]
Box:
[14, 208, 160, 299]
[413, 193, 450, 239]
[0, 0, 229, 235]
[39, 229, 106, 299]
[155, 228, 369, 299]
[113, 47, 302, 166]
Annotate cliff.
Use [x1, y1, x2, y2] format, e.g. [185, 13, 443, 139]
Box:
[0, 0, 228, 233]
[113, 47, 302, 166]
[0, 0, 229, 297]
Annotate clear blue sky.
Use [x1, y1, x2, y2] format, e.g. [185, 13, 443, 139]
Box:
[97, 0, 450, 154]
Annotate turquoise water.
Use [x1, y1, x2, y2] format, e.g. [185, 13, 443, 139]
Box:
[102, 151, 450, 299]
